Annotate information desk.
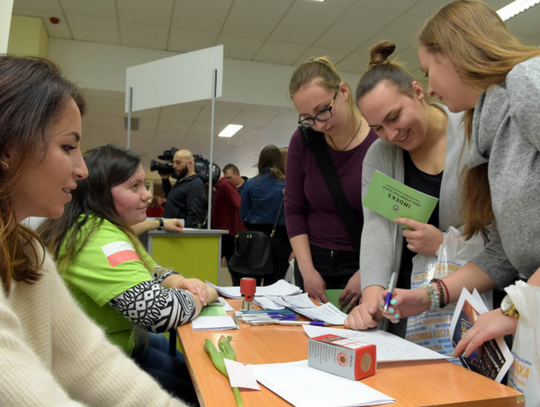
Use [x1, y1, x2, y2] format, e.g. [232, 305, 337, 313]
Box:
[140, 228, 227, 285]
[178, 299, 523, 407]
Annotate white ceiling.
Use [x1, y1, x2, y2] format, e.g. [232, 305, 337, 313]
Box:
[12, 0, 540, 179]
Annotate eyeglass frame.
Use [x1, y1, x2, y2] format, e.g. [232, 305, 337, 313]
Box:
[297, 88, 339, 129]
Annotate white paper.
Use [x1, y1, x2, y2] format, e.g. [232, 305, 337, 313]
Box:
[224, 359, 261, 390]
[281, 293, 315, 308]
[264, 295, 291, 308]
[266, 295, 347, 325]
[253, 360, 394, 407]
[303, 326, 449, 362]
[254, 297, 285, 310]
[206, 280, 302, 299]
[206, 282, 242, 299]
[191, 316, 238, 331]
[212, 297, 234, 312]
[295, 302, 348, 325]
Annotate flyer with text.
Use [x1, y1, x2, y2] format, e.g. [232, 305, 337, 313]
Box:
[363, 170, 439, 225]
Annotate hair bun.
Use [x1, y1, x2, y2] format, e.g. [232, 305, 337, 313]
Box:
[368, 41, 396, 69]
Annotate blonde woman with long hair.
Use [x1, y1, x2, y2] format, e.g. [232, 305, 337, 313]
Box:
[378, 0, 540, 359]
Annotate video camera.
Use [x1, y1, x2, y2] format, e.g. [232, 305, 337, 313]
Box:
[150, 147, 221, 184]
[150, 147, 179, 177]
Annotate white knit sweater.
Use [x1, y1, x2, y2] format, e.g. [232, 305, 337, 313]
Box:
[0, 245, 188, 406]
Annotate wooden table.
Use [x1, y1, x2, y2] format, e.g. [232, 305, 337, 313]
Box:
[178, 300, 524, 407]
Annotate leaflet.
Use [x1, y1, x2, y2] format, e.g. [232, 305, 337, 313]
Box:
[449, 288, 513, 382]
[363, 170, 439, 225]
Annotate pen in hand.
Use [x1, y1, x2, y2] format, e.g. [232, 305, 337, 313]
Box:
[384, 272, 398, 312]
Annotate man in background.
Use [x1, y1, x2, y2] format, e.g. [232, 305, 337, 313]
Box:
[223, 164, 247, 196]
[162, 149, 205, 228]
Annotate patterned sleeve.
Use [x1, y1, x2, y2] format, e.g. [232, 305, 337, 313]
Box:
[109, 281, 197, 333]
[150, 264, 182, 285]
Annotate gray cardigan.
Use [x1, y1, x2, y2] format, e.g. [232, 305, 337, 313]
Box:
[467, 56, 540, 287]
[360, 104, 465, 290]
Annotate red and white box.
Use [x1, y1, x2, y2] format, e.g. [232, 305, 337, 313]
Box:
[308, 334, 376, 381]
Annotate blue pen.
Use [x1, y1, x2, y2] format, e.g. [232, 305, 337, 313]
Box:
[278, 320, 330, 327]
[384, 271, 398, 312]
[241, 315, 297, 321]
[242, 310, 296, 315]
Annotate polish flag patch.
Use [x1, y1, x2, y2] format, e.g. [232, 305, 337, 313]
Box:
[101, 241, 140, 268]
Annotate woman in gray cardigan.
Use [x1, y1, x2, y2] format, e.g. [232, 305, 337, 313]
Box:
[381, 0, 540, 358]
[344, 41, 465, 338]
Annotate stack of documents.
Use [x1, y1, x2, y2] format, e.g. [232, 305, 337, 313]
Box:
[207, 279, 301, 299]
[265, 293, 348, 325]
[206, 281, 347, 325]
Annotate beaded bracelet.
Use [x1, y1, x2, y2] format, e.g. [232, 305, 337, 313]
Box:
[419, 282, 439, 312]
[439, 279, 450, 306]
[430, 278, 447, 309]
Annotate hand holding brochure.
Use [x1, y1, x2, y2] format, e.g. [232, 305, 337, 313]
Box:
[449, 288, 513, 382]
[363, 170, 439, 225]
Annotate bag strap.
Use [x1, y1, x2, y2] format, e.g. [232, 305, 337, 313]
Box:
[301, 127, 361, 252]
[270, 190, 285, 238]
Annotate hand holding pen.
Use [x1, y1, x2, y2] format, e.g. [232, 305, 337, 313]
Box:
[380, 271, 401, 324]
[377, 284, 434, 324]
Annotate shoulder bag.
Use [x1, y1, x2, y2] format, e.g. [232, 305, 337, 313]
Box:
[228, 191, 285, 276]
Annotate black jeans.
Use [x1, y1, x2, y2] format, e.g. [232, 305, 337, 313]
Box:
[294, 244, 359, 290]
[229, 224, 292, 287]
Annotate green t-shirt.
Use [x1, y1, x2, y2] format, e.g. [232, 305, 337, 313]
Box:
[58, 216, 157, 355]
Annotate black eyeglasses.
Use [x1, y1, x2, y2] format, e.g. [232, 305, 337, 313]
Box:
[297, 89, 338, 129]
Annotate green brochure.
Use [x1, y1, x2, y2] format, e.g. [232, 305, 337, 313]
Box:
[362, 170, 439, 225]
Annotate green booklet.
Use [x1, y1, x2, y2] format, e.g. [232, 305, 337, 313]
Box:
[363, 170, 439, 225]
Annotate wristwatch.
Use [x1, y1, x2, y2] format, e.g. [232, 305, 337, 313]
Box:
[157, 218, 164, 231]
[501, 295, 519, 319]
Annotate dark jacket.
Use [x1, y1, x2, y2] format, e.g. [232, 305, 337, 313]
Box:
[163, 174, 205, 228]
[240, 169, 285, 226]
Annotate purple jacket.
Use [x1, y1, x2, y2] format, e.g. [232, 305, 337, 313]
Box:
[285, 128, 377, 252]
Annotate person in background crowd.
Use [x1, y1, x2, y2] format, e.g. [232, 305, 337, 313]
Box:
[286, 56, 378, 312]
[146, 196, 164, 218]
[239, 145, 292, 286]
[0, 55, 189, 406]
[40, 144, 218, 404]
[345, 41, 467, 340]
[223, 163, 247, 196]
[211, 171, 245, 271]
[279, 147, 289, 173]
[378, 0, 540, 358]
[161, 149, 205, 228]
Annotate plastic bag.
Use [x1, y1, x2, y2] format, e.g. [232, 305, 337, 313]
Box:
[284, 258, 295, 285]
[506, 281, 540, 405]
[405, 227, 487, 360]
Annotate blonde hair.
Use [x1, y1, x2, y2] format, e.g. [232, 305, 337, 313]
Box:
[289, 57, 355, 114]
[420, 0, 540, 238]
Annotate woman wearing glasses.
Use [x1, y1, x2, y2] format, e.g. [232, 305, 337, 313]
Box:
[286, 57, 377, 311]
